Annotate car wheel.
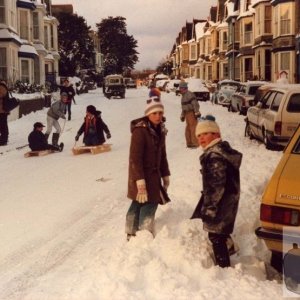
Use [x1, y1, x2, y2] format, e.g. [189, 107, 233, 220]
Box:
[244, 120, 253, 139]
[263, 128, 273, 150]
[271, 251, 283, 273]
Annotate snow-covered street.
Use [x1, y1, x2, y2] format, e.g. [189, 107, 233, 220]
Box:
[0, 87, 288, 299]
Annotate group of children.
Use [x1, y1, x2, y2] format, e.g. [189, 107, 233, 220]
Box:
[28, 91, 111, 153]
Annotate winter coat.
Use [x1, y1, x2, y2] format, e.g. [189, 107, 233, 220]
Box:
[28, 130, 49, 151]
[47, 100, 66, 120]
[127, 117, 170, 204]
[194, 140, 242, 234]
[181, 90, 200, 115]
[77, 111, 110, 146]
[59, 85, 75, 103]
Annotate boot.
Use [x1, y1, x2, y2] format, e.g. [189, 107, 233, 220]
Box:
[212, 240, 230, 268]
[58, 142, 64, 152]
[68, 114, 71, 121]
[52, 132, 60, 146]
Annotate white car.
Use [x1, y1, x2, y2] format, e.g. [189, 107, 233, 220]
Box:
[185, 78, 210, 101]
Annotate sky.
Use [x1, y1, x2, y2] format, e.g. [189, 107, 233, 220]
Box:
[0, 84, 294, 299]
[51, 0, 217, 70]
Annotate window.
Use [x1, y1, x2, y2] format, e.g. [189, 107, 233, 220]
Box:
[287, 94, 300, 112]
[222, 31, 227, 51]
[20, 10, 29, 40]
[190, 44, 196, 60]
[21, 60, 30, 83]
[0, 0, 5, 23]
[256, 6, 261, 36]
[33, 12, 39, 40]
[44, 25, 49, 49]
[281, 52, 290, 71]
[280, 4, 291, 35]
[265, 6, 272, 34]
[262, 91, 276, 108]
[0, 47, 7, 80]
[244, 22, 252, 44]
[270, 92, 283, 111]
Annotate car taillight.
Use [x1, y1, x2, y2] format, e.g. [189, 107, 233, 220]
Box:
[260, 204, 300, 226]
[274, 121, 282, 135]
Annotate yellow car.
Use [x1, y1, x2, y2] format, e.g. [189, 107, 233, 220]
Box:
[255, 124, 300, 273]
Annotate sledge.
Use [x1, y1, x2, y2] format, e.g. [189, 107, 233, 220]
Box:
[24, 149, 54, 158]
[72, 143, 112, 155]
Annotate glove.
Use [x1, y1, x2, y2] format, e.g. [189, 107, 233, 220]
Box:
[201, 214, 215, 223]
[162, 176, 170, 191]
[75, 134, 80, 141]
[180, 114, 185, 122]
[106, 132, 111, 139]
[195, 112, 201, 119]
[136, 179, 148, 203]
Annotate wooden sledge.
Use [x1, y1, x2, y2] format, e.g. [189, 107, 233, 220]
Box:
[24, 149, 54, 158]
[72, 143, 112, 155]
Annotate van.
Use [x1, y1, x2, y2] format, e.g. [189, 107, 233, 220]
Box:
[255, 124, 300, 274]
[246, 86, 300, 149]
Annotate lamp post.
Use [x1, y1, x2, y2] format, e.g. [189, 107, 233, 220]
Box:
[232, 18, 236, 81]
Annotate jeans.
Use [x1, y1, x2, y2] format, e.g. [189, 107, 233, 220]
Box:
[125, 201, 158, 235]
[46, 116, 61, 135]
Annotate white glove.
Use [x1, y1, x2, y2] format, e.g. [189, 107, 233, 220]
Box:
[136, 179, 148, 203]
[162, 176, 170, 191]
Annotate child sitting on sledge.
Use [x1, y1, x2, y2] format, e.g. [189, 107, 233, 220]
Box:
[75, 105, 111, 146]
[28, 122, 64, 152]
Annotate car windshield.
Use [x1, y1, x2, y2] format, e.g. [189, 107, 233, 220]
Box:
[248, 86, 260, 95]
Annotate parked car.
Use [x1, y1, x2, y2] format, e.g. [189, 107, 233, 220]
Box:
[245, 86, 300, 149]
[126, 79, 137, 89]
[255, 124, 300, 275]
[165, 79, 182, 93]
[156, 79, 169, 91]
[103, 74, 126, 99]
[185, 78, 210, 101]
[212, 79, 240, 107]
[229, 81, 268, 115]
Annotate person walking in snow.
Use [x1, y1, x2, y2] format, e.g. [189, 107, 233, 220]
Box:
[45, 92, 67, 147]
[191, 115, 242, 268]
[28, 122, 64, 152]
[75, 105, 111, 146]
[58, 78, 76, 121]
[0, 81, 10, 146]
[125, 96, 171, 241]
[179, 81, 201, 149]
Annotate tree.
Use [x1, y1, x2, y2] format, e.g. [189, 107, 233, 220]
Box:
[156, 59, 173, 77]
[96, 17, 139, 75]
[56, 13, 95, 77]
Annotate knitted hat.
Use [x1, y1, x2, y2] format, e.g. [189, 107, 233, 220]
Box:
[195, 115, 220, 137]
[179, 81, 188, 89]
[149, 87, 161, 98]
[144, 97, 164, 116]
[86, 105, 97, 115]
[61, 92, 68, 97]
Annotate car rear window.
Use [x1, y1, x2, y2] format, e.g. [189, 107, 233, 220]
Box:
[287, 93, 300, 112]
[292, 136, 300, 153]
[248, 86, 260, 95]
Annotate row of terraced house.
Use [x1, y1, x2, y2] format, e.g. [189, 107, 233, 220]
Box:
[0, 0, 103, 88]
[170, 0, 300, 84]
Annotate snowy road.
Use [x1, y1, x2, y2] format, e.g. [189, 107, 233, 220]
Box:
[0, 87, 291, 299]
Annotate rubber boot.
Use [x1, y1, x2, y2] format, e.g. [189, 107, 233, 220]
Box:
[212, 239, 230, 268]
[52, 132, 60, 146]
[58, 142, 64, 152]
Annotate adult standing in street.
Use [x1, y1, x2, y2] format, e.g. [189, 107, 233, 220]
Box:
[179, 81, 201, 148]
[59, 79, 75, 121]
[0, 81, 9, 146]
[45, 92, 67, 146]
[191, 115, 242, 268]
[125, 96, 171, 240]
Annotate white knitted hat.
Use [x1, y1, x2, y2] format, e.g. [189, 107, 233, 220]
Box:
[144, 97, 164, 116]
[195, 115, 220, 136]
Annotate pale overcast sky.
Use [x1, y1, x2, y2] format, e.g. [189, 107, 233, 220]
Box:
[51, 0, 217, 70]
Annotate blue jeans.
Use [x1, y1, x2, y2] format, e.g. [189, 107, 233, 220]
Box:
[125, 201, 158, 235]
